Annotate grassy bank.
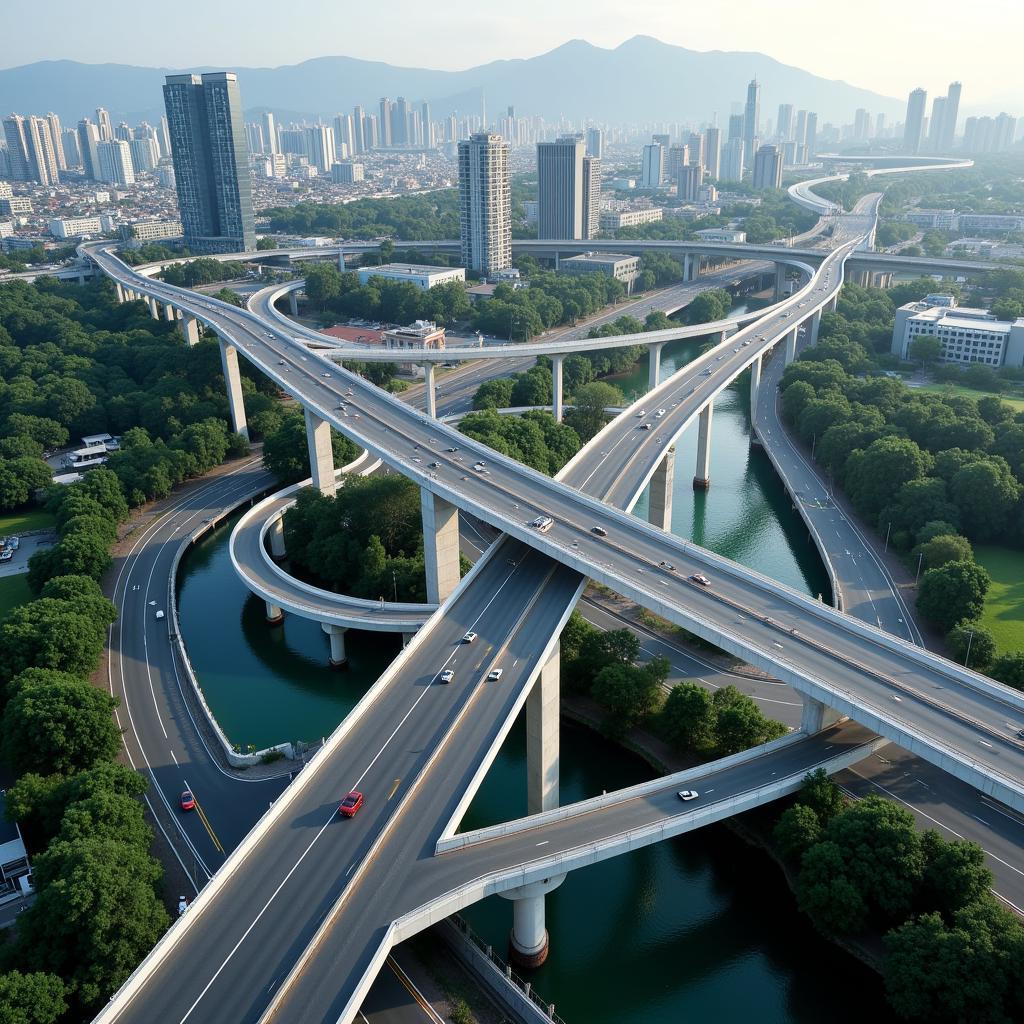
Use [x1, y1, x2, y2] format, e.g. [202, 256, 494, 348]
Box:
[0, 574, 33, 618]
[914, 382, 1024, 413]
[974, 546, 1024, 653]
[0, 507, 55, 534]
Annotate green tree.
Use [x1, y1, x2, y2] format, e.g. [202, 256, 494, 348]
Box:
[844, 436, 932, 520]
[796, 767, 846, 825]
[945, 620, 996, 670]
[908, 334, 943, 366]
[710, 685, 787, 755]
[919, 830, 994, 919]
[660, 682, 715, 753]
[0, 971, 68, 1024]
[591, 656, 669, 736]
[0, 599, 108, 684]
[990, 652, 1024, 690]
[774, 803, 823, 862]
[472, 378, 514, 410]
[564, 381, 622, 442]
[262, 408, 359, 483]
[949, 458, 1022, 542]
[796, 840, 869, 933]
[914, 533, 973, 572]
[917, 560, 991, 633]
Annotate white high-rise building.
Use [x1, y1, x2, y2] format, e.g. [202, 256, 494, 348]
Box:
[586, 127, 603, 159]
[904, 88, 927, 153]
[537, 135, 585, 239]
[582, 156, 600, 240]
[95, 107, 112, 141]
[721, 137, 745, 182]
[704, 126, 721, 179]
[641, 143, 664, 187]
[458, 132, 510, 275]
[262, 111, 278, 155]
[97, 139, 135, 185]
[26, 115, 59, 185]
[46, 113, 66, 170]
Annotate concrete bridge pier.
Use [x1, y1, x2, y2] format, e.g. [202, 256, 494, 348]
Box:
[808, 309, 822, 346]
[421, 490, 460, 604]
[693, 404, 713, 490]
[164, 303, 177, 322]
[749, 353, 762, 416]
[783, 328, 798, 366]
[527, 644, 560, 815]
[323, 623, 348, 668]
[774, 264, 788, 300]
[801, 697, 845, 733]
[708, 329, 726, 347]
[648, 446, 675, 531]
[422, 363, 437, 418]
[648, 342, 665, 391]
[219, 340, 249, 441]
[288, 292, 299, 317]
[183, 316, 201, 346]
[683, 253, 698, 282]
[115, 282, 125, 303]
[268, 516, 287, 560]
[148, 296, 160, 319]
[265, 601, 283, 625]
[551, 354, 564, 423]
[502, 875, 566, 969]
[305, 408, 336, 496]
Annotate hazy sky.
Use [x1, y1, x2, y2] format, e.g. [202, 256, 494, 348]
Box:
[6, 0, 1022, 109]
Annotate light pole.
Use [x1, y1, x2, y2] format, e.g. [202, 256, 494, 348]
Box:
[915, 550, 924, 584]
[392, 569, 398, 602]
[964, 629, 975, 668]
[883, 520, 892, 552]
[811, 433, 817, 460]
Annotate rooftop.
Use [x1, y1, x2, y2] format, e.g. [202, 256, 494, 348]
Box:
[362, 263, 462, 276]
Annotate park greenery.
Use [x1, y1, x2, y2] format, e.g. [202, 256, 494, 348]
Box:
[773, 770, 1022, 1023]
[779, 278, 1024, 670]
[263, 406, 361, 483]
[263, 192, 460, 240]
[457, 409, 580, 475]
[158, 258, 251, 288]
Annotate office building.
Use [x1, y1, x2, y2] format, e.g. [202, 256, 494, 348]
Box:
[876, 113, 887, 139]
[904, 88, 927, 153]
[357, 263, 465, 289]
[97, 139, 135, 185]
[163, 72, 255, 254]
[752, 144, 782, 189]
[695, 227, 746, 243]
[687, 132, 705, 168]
[665, 145, 688, 183]
[537, 135, 585, 238]
[805, 113, 817, 156]
[586, 127, 603, 159]
[458, 132, 510, 275]
[677, 163, 704, 202]
[727, 113, 744, 141]
[331, 161, 364, 184]
[777, 103, 794, 141]
[892, 294, 1024, 367]
[928, 97, 947, 150]
[794, 109, 808, 147]
[743, 78, 760, 162]
[582, 156, 600, 240]
[50, 216, 103, 238]
[598, 206, 662, 230]
[95, 107, 112, 141]
[262, 111, 278, 155]
[652, 133, 670, 150]
[640, 143, 664, 187]
[704, 126, 721, 179]
[119, 219, 184, 244]
[560, 252, 640, 293]
[721, 137, 745, 182]
[76, 119, 100, 180]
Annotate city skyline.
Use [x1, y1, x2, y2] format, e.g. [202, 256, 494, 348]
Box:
[3, 0, 1023, 110]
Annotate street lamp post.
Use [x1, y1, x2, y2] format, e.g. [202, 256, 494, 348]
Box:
[964, 629, 975, 668]
[392, 570, 398, 602]
[883, 520, 892, 552]
[915, 550, 924, 584]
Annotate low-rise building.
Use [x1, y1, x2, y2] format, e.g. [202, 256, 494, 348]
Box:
[0, 197, 32, 215]
[559, 251, 640, 292]
[357, 262, 465, 290]
[694, 227, 747, 243]
[598, 207, 662, 230]
[382, 320, 446, 372]
[331, 161, 365, 184]
[905, 208, 958, 230]
[118, 219, 184, 245]
[49, 215, 103, 238]
[892, 294, 1024, 367]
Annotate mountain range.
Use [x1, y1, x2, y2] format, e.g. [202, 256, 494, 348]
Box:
[0, 36, 904, 129]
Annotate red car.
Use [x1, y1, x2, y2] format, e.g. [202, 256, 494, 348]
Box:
[180, 790, 195, 812]
[338, 791, 364, 818]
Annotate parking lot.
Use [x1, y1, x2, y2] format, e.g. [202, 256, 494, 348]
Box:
[0, 534, 55, 578]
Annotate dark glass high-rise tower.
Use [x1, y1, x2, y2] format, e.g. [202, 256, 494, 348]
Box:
[163, 72, 255, 254]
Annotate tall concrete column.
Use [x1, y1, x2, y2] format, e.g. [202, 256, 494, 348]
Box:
[164, 303, 176, 322]
[827, 294, 838, 314]
[337, 248, 346, 270]
[648, 446, 675, 531]
[421, 490, 460, 604]
[648, 342, 665, 391]
[115, 282, 125, 303]
[809, 309, 822, 346]
[801, 697, 845, 733]
[774, 264, 787, 300]
[323, 623, 348, 668]
[784, 328, 798, 366]
[527, 644, 560, 815]
[683, 253, 694, 282]
[268, 516, 287, 560]
[693, 404, 713, 490]
[501, 876, 565, 969]
[551, 355, 564, 423]
[304, 408, 336, 497]
[422, 363, 437, 418]
[750, 354, 762, 416]
[148, 296, 160, 319]
[182, 316, 201, 346]
[219, 340, 249, 441]
[709, 329, 726, 347]
[265, 601, 283, 625]
[288, 291, 299, 317]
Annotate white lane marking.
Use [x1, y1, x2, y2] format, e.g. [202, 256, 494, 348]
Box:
[171, 749, 179, 766]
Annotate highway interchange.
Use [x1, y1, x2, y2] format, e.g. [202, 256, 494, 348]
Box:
[81, 160, 1024, 1023]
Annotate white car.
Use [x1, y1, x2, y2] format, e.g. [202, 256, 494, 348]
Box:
[530, 515, 554, 533]
[462, 632, 477, 644]
[439, 669, 455, 684]
[155, 609, 165, 620]
[487, 669, 503, 682]
[678, 790, 699, 802]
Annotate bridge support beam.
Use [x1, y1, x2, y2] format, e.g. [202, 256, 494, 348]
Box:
[422, 363, 436, 418]
[305, 408, 336, 497]
[164, 303, 177, 322]
[421, 490, 460, 604]
[801, 697, 845, 734]
[709, 329, 726, 347]
[115, 282, 125, 303]
[268, 516, 287, 560]
[648, 446, 675, 531]
[809, 309, 822, 346]
[551, 354, 564, 423]
[527, 644, 560, 815]
[784, 328, 798, 366]
[774, 264, 788, 300]
[693, 405, 713, 490]
[323, 623, 348, 668]
[750, 354, 762, 416]
[265, 601, 283, 625]
[288, 291, 299, 317]
[683, 253, 697, 282]
[502, 875, 566, 969]
[648, 342, 665, 391]
[182, 316, 201, 346]
[219, 340, 249, 441]
[148, 296, 160, 319]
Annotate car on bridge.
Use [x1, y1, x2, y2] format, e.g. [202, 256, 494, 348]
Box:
[462, 632, 477, 644]
[439, 669, 455, 684]
[677, 790, 699, 802]
[530, 516, 554, 533]
[338, 792, 363, 817]
[688, 573, 711, 587]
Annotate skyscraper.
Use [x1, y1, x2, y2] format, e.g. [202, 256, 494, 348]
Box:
[392, 97, 410, 146]
[677, 164, 704, 202]
[379, 98, 393, 147]
[704, 126, 721, 179]
[76, 119, 100, 180]
[586, 128, 603, 160]
[752, 144, 782, 189]
[777, 104, 794, 142]
[246, 122, 265, 155]
[97, 139, 135, 185]
[727, 113, 744, 141]
[61, 129, 81, 168]
[582, 155, 600, 240]
[458, 132, 510, 275]
[421, 102, 433, 148]
[537, 135, 585, 239]
[2, 115, 31, 180]
[687, 132, 705, 169]
[903, 88, 927, 153]
[743, 78, 760, 162]
[641, 143, 664, 187]
[46, 113, 66, 170]
[928, 97, 946, 151]
[351, 106, 365, 154]
[665, 145, 689, 183]
[721, 137, 744, 183]
[805, 113, 818, 157]
[262, 111, 278, 155]
[163, 72, 255, 254]
[25, 116, 59, 185]
[95, 107, 112, 141]
[939, 82, 961, 151]
[854, 108, 871, 141]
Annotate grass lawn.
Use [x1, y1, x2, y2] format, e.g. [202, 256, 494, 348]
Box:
[915, 383, 1024, 413]
[0, 574, 32, 619]
[0, 507, 55, 535]
[975, 546, 1024, 654]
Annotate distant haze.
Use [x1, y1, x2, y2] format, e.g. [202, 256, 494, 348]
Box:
[0, 38, 906, 128]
